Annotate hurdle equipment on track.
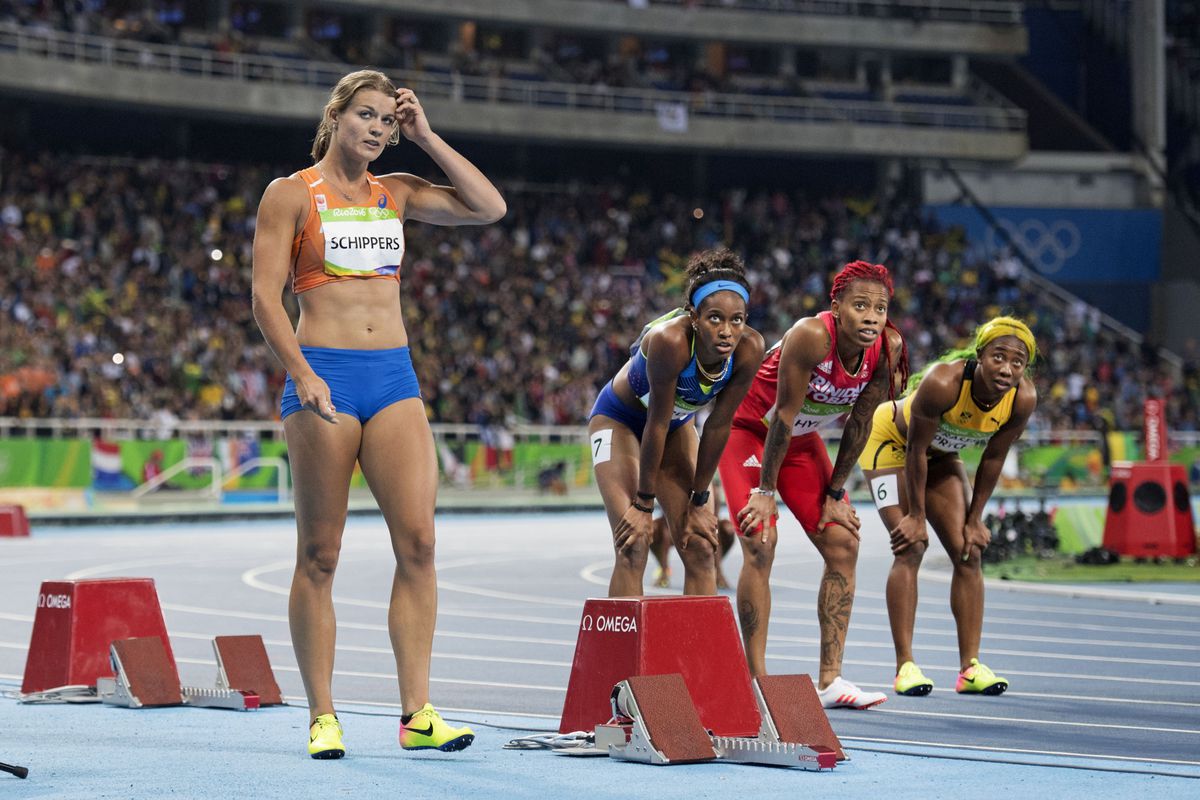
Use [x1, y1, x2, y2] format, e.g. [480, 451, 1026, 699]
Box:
[560, 597, 760, 736]
[595, 673, 837, 769]
[21, 578, 175, 698]
[97, 636, 260, 711]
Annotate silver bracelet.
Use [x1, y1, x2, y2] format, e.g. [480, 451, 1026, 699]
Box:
[749, 487, 775, 499]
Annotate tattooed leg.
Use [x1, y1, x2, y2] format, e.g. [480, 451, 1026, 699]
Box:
[816, 568, 854, 688]
[810, 525, 859, 690]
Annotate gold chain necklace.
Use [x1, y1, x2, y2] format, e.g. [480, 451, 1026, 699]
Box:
[696, 355, 729, 383]
[317, 164, 364, 202]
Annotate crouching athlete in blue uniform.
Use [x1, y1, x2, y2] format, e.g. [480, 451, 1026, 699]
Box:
[588, 248, 765, 597]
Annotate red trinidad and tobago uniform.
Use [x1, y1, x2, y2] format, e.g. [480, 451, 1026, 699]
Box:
[718, 310, 884, 534]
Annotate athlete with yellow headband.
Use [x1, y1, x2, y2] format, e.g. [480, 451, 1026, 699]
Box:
[858, 316, 1038, 698]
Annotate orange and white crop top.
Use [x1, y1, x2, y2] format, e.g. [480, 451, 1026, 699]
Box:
[289, 166, 405, 294]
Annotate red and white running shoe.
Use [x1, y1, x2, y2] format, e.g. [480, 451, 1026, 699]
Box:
[817, 676, 887, 710]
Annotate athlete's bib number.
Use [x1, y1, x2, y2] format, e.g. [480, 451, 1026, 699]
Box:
[871, 474, 899, 509]
[591, 428, 613, 465]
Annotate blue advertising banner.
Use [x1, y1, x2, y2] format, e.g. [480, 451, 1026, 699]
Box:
[926, 205, 1162, 283]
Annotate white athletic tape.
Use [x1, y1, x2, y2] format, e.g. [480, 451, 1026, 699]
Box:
[871, 474, 900, 510]
[590, 428, 613, 466]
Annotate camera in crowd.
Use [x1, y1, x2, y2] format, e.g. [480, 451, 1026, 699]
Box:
[982, 499, 1059, 564]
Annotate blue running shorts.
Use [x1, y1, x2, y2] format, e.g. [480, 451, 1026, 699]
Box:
[588, 381, 692, 441]
[281, 346, 421, 423]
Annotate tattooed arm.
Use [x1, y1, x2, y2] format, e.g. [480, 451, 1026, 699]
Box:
[818, 327, 904, 537]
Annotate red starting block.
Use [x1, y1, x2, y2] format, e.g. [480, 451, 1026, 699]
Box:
[21, 578, 175, 697]
[595, 672, 838, 769]
[0, 505, 30, 537]
[559, 596, 760, 736]
[97, 636, 259, 711]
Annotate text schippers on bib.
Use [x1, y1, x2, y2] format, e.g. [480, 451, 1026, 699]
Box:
[320, 203, 405, 278]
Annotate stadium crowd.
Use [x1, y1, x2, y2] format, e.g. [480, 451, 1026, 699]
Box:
[1, 147, 1195, 436]
[0, 2, 877, 99]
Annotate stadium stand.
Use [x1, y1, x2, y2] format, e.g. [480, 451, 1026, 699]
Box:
[1, 146, 1193, 434]
[0, 0, 1195, 486]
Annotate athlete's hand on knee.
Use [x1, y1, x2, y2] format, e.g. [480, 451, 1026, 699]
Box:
[614, 505, 652, 552]
[960, 519, 990, 562]
[737, 492, 776, 543]
[681, 505, 720, 551]
[819, 497, 861, 540]
[889, 513, 928, 554]
[294, 373, 338, 423]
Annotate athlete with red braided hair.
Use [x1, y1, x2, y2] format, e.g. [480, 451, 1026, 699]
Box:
[718, 260, 908, 709]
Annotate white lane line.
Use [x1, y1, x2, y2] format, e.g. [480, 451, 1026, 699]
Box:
[439, 609, 579, 627]
[771, 599, 1200, 639]
[765, 632, 1200, 668]
[162, 604, 575, 645]
[169, 653, 1194, 736]
[773, 576, 1200, 621]
[791, 680, 1200, 709]
[873, 707, 1200, 736]
[925, 570, 1200, 609]
[579, 560, 611, 587]
[435, 581, 581, 608]
[243, 560, 586, 609]
[65, 556, 210, 579]
[763, 615, 1200, 651]
[839, 735, 1200, 768]
[164, 600, 580, 630]
[172, 655, 565, 692]
[2, 628, 1192, 690]
[587, 562, 1200, 631]
[774, 654, 1200, 687]
[169, 631, 571, 668]
[313, 696, 560, 720]
[12, 584, 1196, 672]
[988, 690, 1200, 708]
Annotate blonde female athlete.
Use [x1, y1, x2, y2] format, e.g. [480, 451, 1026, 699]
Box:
[859, 317, 1037, 698]
[252, 70, 505, 758]
[589, 249, 764, 597]
[719, 260, 907, 710]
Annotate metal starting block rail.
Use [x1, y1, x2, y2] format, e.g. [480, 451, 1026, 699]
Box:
[595, 673, 838, 770]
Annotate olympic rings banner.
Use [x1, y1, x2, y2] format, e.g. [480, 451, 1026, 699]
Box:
[925, 205, 1162, 282]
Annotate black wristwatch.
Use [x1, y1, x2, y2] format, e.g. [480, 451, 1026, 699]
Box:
[825, 486, 846, 502]
[690, 489, 711, 507]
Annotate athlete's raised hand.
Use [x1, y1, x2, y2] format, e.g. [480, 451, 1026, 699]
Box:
[394, 88, 432, 144]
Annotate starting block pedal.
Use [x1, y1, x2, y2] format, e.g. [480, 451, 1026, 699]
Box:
[595, 674, 717, 765]
[754, 674, 845, 762]
[213, 635, 284, 706]
[596, 673, 837, 770]
[97, 637, 259, 711]
[97, 637, 183, 708]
